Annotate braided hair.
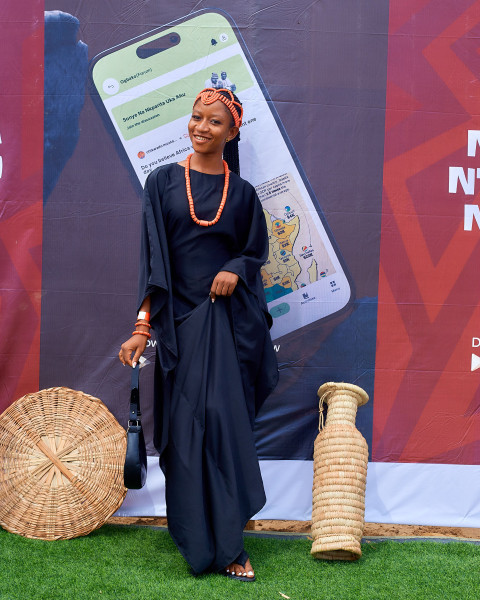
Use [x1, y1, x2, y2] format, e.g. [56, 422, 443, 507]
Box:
[217, 90, 242, 176]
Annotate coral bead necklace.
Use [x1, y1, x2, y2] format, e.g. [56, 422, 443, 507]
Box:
[185, 153, 229, 227]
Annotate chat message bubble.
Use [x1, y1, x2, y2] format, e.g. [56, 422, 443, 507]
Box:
[112, 54, 251, 141]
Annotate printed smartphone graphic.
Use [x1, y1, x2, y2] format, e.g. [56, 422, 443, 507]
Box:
[90, 9, 352, 339]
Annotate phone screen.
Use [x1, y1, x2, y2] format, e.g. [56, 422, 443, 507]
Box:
[91, 10, 352, 339]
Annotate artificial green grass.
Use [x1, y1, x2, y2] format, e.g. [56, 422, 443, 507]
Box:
[0, 525, 478, 600]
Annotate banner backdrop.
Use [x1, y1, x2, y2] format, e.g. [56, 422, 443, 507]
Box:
[374, 0, 480, 465]
[1, 0, 479, 527]
[0, 1, 43, 410]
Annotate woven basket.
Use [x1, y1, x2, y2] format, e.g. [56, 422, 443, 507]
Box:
[311, 382, 369, 561]
[0, 387, 127, 540]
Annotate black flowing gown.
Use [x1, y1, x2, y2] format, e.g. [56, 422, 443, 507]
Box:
[138, 163, 279, 574]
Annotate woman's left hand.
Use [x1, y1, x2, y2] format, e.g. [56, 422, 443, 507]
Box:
[210, 270, 239, 302]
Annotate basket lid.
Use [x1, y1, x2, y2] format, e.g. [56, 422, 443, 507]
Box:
[0, 387, 127, 540]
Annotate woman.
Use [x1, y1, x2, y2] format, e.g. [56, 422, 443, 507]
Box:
[119, 88, 278, 580]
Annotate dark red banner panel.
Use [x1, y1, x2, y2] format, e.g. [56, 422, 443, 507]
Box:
[0, 1, 44, 412]
[373, 0, 480, 464]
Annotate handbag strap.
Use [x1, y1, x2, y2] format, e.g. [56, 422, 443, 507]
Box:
[129, 363, 141, 423]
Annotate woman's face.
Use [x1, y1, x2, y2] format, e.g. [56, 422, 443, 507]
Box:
[188, 100, 238, 157]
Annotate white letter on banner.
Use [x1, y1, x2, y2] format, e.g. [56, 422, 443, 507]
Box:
[468, 130, 480, 157]
[472, 338, 480, 348]
[449, 167, 475, 194]
[464, 205, 480, 231]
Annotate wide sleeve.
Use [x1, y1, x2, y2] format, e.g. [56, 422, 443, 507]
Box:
[222, 184, 278, 412]
[220, 186, 270, 313]
[137, 169, 177, 376]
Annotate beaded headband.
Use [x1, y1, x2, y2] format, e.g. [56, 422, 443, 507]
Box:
[194, 88, 243, 129]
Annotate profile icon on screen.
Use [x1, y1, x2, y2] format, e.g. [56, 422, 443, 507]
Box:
[220, 71, 236, 92]
[205, 72, 221, 89]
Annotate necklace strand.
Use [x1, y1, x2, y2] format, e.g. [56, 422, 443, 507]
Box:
[185, 154, 229, 227]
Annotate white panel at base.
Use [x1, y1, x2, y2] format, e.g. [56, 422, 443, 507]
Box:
[253, 460, 314, 520]
[116, 457, 166, 516]
[364, 462, 480, 528]
[115, 459, 480, 528]
[114, 458, 313, 520]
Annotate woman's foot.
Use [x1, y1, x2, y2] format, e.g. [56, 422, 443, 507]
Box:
[224, 550, 255, 581]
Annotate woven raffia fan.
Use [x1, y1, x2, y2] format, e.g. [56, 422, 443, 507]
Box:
[0, 387, 127, 540]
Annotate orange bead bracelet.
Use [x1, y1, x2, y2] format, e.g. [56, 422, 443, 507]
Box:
[132, 330, 151, 339]
[135, 321, 152, 328]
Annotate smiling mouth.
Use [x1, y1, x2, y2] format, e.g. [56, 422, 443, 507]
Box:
[193, 135, 211, 142]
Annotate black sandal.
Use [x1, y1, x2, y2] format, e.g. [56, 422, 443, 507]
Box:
[223, 549, 255, 582]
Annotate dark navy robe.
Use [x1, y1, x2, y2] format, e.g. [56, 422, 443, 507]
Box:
[138, 163, 279, 574]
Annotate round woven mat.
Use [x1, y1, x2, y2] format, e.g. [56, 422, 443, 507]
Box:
[0, 387, 127, 540]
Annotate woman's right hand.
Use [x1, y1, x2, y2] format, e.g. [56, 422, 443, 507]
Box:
[119, 334, 148, 368]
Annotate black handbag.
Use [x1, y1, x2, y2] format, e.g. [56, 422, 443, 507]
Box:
[123, 363, 147, 489]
